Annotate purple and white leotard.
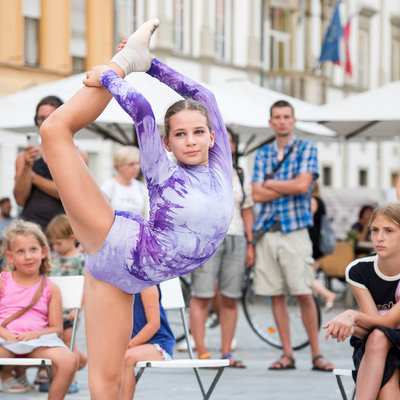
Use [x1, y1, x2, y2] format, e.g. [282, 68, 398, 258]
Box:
[85, 59, 234, 294]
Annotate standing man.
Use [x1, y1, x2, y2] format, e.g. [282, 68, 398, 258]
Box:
[252, 100, 334, 371]
[13, 96, 88, 231]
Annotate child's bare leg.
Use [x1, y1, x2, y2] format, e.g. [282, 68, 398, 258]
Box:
[356, 329, 391, 399]
[29, 347, 77, 400]
[121, 344, 163, 400]
[40, 19, 158, 254]
[85, 270, 134, 400]
[0, 348, 21, 384]
[378, 368, 400, 400]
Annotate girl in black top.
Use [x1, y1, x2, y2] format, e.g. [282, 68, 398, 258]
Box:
[324, 203, 400, 399]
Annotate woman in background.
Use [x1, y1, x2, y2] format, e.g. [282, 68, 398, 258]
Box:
[101, 146, 148, 219]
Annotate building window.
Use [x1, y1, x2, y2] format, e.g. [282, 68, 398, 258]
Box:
[114, 0, 139, 47]
[269, 6, 290, 71]
[357, 9, 375, 89]
[173, 0, 184, 53]
[215, 0, 226, 60]
[132, 0, 138, 31]
[23, 0, 40, 66]
[391, 172, 399, 188]
[359, 169, 368, 187]
[322, 166, 332, 187]
[71, 0, 86, 71]
[391, 19, 400, 81]
[358, 28, 369, 89]
[392, 38, 400, 81]
[72, 56, 85, 73]
[24, 17, 39, 66]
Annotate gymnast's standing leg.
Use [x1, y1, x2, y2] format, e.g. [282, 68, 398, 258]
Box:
[40, 19, 159, 399]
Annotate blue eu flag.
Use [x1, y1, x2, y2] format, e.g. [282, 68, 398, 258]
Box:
[319, 1, 343, 63]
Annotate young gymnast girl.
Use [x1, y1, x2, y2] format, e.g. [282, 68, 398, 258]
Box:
[39, 19, 233, 398]
[324, 203, 400, 399]
[0, 220, 77, 398]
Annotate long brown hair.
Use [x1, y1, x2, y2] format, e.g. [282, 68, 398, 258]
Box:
[369, 203, 400, 228]
[0, 219, 52, 275]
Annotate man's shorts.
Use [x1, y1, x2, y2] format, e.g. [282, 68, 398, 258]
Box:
[254, 228, 314, 296]
[191, 234, 246, 299]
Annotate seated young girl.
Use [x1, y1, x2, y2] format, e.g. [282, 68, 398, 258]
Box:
[121, 285, 175, 400]
[32, 214, 87, 393]
[324, 202, 400, 399]
[0, 220, 77, 398]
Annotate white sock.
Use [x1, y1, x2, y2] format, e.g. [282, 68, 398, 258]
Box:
[111, 18, 159, 75]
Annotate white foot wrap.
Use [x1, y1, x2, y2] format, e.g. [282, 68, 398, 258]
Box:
[111, 18, 159, 75]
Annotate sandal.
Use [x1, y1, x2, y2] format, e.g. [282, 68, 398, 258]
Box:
[16, 375, 35, 391]
[34, 369, 49, 384]
[199, 352, 211, 360]
[0, 377, 28, 393]
[268, 353, 296, 370]
[222, 353, 246, 368]
[198, 352, 219, 370]
[312, 354, 335, 372]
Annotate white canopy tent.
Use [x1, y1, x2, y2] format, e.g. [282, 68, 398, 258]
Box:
[299, 80, 400, 140]
[0, 72, 181, 144]
[213, 79, 334, 154]
[0, 72, 334, 149]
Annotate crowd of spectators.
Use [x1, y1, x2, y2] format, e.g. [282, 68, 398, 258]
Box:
[0, 95, 395, 397]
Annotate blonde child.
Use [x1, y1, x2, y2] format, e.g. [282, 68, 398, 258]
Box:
[0, 220, 77, 398]
[34, 214, 86, 393]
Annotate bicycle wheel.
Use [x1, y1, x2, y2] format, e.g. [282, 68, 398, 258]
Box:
[241, 273, 321, 350]
[165, 275, 191, 343]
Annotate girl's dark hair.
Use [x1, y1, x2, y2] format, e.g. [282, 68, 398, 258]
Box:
[226, 125, 239, 165]
[164, 99, 211, 138]
[34, 95, 64, 126]
[270, 100, 295, 118]
[359, 204, 374, 220]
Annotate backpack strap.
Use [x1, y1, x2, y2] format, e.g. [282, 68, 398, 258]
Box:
[269, 140, 303, 179]
[1, 276, 47, 328]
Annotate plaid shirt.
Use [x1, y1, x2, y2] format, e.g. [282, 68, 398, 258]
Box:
[252, 136, 319, 234]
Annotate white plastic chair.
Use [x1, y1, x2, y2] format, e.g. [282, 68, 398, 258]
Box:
[0, 275, 84, 382]
[135, 277, 229, 400]
[333, 369, 355, 400]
